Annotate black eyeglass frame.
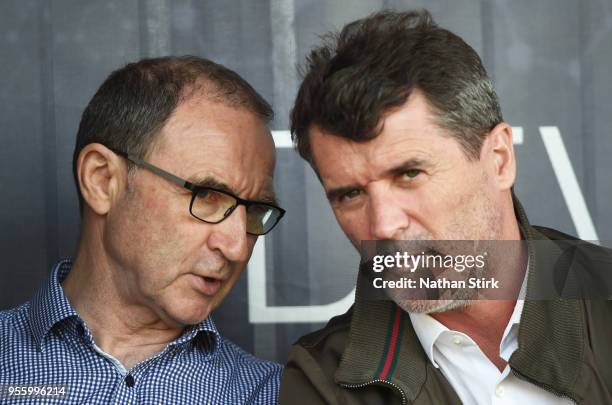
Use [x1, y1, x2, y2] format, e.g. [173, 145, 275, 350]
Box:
[108, 147, 285, 235]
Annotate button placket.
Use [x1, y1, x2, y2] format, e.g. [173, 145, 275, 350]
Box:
[125, 374, 135, 388]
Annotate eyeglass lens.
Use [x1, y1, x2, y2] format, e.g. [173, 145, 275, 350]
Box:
[191, 189, 280, 235]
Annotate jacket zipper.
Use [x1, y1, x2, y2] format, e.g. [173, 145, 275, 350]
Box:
[340, 379, 407, 405]
[342, 372, 578, 405]
[511, 368, 578, 404]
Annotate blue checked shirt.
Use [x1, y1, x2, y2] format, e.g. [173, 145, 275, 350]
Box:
[0, 261, 281, 404]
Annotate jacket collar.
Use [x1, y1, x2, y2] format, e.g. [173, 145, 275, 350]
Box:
[335, 194, 585, 402]
[509, 196, 584, 401]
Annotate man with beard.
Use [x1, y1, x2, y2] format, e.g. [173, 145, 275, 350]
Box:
[0, 56, 285, 404]
[279, 10, 612, 405]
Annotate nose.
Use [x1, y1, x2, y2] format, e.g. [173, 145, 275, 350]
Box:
[207, 205, 250, 262]
[368, 184, 410, 240]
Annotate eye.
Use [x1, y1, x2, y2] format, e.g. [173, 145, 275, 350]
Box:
[339, 189, 361, 202]
[342, 190, 361, 200]
[401, 169, 421, 181]
[198, 190, 218, 202]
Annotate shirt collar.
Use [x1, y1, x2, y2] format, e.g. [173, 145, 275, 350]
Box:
[409, 299, 525, 369]
[498, 298, 524, 361]
[409, 255, 530, 368]
[29, 260, 222, 354]
[29, 259, 79, 351]
[170, 315, 221, 354]
[408, 311, 447, 368]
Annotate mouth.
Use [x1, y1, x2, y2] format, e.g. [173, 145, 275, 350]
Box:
[191, 274, 224, 296]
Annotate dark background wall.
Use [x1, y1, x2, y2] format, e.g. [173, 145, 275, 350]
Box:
[1, 0, 611, 364]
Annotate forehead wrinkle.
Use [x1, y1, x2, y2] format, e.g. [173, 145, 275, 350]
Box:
[372, 143, 436, 168]
[188, 175, 234, 193]
[149, 94, 278, 210]
[353, 134, 432, 178]
[252, 176, 278, 205]
[258, 191, 279, 206]
[370, 113, 443, 156]
[319, 139, 369, 190]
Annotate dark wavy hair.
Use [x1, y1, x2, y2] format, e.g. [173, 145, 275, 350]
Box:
[291, 9, 503, 165]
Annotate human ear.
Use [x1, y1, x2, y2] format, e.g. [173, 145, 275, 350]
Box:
[76, 143, 126, 215]
[481, 123, 516, 191]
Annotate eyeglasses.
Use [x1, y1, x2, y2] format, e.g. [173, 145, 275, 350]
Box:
[109, 148, 285, 235]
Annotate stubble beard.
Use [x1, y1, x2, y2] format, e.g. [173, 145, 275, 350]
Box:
[396, 290, 473, 314]
[391, 184, 503, 315]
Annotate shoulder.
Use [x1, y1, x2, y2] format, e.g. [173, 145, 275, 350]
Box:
[0, 302, 32, 337]
[0, 302, 37, 379]
[217, 337, 283, 403]
[287, 307, 353, 378]
[279, 308, 353, 405]
[533, 225, 612, 288]
[532, 225, 611, 274]
[294, 306, 353, 354]
[218, 336, 282, 379]
[532, 225, 580, 241]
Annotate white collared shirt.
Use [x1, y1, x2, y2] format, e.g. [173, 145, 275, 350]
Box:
[409, 299, 572, 405]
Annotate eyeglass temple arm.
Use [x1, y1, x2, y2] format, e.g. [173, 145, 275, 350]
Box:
[112, 149, 193, 190]
[110, 148, 284, 215]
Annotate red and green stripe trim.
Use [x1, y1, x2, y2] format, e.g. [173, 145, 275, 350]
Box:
[374, 305, 405, 381]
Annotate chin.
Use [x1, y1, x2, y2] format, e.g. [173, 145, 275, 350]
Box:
[165, 299, 214, 326]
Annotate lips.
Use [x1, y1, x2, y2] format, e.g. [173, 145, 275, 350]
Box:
[192, 274, 223, 296]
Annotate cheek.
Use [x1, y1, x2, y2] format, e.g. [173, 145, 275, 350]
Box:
[121, 191, 201, 280]
[433, 171, 492, 238]
[335, 209, 368, 247]
[386, 179, 462, 239]
[150, 220, 208, 274]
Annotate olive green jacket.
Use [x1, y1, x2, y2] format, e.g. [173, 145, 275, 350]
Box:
[279, 199, 612, 404]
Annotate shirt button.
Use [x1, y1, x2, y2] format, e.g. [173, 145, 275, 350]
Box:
[495, 384, 505, 397]
[452, 336, 463, 345]
[76, 324, 85, 336]
[125, 374, 135, 388]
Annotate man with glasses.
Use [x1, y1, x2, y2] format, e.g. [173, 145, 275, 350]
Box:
[0, 56, 284, 404]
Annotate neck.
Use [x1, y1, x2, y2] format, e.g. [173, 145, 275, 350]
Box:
[431, 213, 526, 372]
[431, 300, 516, 371]
[63, 227, 184, 370]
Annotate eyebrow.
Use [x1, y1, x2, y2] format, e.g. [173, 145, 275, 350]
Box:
[383, 158, 430, 176]
[325, 158, 430, 202]
[188, 175, 279, 206]
[325, 186, 360, 202]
